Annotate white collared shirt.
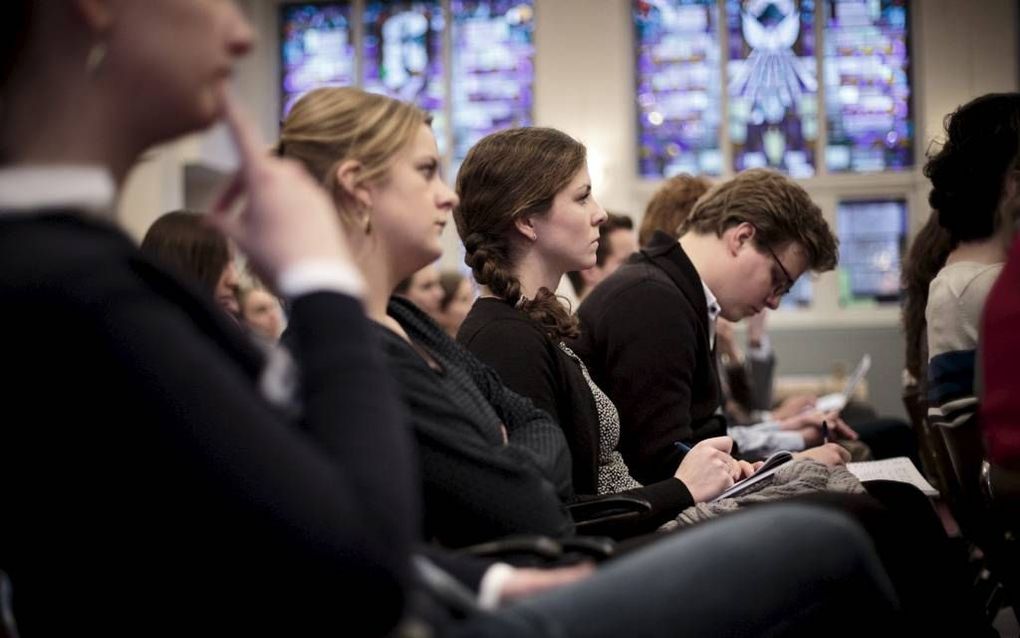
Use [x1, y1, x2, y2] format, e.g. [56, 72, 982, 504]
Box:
[700, 280, 722, 349]
[0, 164, 364, 300]
[0, 165, 115, 215]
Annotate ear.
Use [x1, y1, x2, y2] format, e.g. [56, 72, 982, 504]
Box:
[334, 160, 373, 210]
[726, 222, 755, 256]
[513, 215, 537, 243]
[72, 0, 116, 33]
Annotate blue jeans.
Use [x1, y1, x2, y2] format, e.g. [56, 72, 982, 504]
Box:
[449, 504, 899, 637]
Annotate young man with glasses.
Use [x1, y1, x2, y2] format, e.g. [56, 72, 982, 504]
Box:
[570, 169, 846, 484]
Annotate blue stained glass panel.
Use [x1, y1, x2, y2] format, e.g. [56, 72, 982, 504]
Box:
[363, 1, 447, 153]
[451, 0, 535, 164]
[280, 3, 355, 117]
[634, 0, 723, 178]
[726, 0, 818, 177]
[837, 198, 907, 303]
[824, 0, 912, 173]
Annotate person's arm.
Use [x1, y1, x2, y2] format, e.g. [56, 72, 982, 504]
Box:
[101, 280, 416, 636]
[454, 331, 574, 500]
[581, 281, 700, 485]
[389, 350, 575, 545]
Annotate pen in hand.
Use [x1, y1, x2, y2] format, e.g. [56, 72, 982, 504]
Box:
[821, 420, 830, 445]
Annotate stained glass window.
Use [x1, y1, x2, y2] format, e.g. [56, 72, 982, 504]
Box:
[837, 199, 906, 304]
[634, 0, 723, 178]
[726, 0, 818, 177]
[450, 0, 535, 163]
[280, 3, 355, 116]
[362, 1, 447, 152]
[824, 0, 911, 173]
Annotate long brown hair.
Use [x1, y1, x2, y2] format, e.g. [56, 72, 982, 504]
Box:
[901, 211, 953, 384]
[454, 127, 586, 340]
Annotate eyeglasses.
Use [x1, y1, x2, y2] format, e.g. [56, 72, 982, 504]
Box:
[760, 238, 795, 298]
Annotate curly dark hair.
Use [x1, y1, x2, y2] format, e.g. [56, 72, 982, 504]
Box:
[924, 93, 1020, 243]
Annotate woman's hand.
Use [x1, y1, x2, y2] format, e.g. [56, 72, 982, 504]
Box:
[208, 93, 353, 287]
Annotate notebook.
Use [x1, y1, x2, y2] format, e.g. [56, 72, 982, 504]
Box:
[712, 450, 794, 501]
[846, 457, 939, 497]
[815, 354, 872, 414]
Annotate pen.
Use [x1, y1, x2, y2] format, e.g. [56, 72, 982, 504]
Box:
[821, 420, 829, 445]
[674, 441, 692, 454]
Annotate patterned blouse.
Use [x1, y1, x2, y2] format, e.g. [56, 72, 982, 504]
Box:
[558, 342, 642, 494]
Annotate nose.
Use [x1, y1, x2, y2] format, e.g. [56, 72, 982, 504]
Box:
[592, 197, 608, 226]
[438, 178, 459, 210]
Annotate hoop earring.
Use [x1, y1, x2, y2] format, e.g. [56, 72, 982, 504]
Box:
[85, 42, 107, 76]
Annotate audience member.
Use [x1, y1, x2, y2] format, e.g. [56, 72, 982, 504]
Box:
[454, 127, 749, 525]
[0, 3, 416, 635]
[395, 263, 443, 314]
[435, 270, 475, 337]
[572, 170, 848, 481]
[925, 93, 1018, 433]
[239, 276, 286, 342]
[637, 173, 712, 246]
[141, 209, 241, 320]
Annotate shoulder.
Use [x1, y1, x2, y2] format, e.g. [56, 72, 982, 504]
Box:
[460, 298, 551, 348]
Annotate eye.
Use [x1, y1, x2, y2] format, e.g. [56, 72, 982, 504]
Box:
[418, 160, 438, 179]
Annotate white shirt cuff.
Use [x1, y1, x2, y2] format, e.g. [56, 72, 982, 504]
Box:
[478, 563, 517, 610]
[276, 259, 364, 300]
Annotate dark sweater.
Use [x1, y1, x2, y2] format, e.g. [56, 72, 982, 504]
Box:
[570, 231, 728, 485]
[0, 211, 415, 637]
[459, 297, 694, 528]
[378, 297, 575, 548]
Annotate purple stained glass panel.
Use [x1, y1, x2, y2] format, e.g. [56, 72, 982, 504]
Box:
[451, 0, 534, 163]
[363, 1, 447, 153]
[280, 3, 355, 117]
[634, 0, 723, 178]
[824, 0, 912, 173]
[726, 0, 818, 177]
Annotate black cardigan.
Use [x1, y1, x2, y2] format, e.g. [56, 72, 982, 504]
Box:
[379, 297, 575, 548]
[570, 231, 729, 485]
[459, 297, 694, 527]
[0, 211, 415, 637]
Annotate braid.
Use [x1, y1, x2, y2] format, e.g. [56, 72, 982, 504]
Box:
[463, 232, 523, 304]
[462, 231, 579, 340]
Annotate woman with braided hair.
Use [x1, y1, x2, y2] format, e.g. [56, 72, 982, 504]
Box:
[454, 127, 755, 524]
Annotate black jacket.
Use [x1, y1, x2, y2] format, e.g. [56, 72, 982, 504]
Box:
[379, 298, 575, 548]
[0, 211, 415, 637]
[459, 297, 694, 527]
[571, 231, 728, 485]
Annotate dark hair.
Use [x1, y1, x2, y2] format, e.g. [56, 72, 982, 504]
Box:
[455, 127, 587, 340]
[438, 271, 466, 312]
[639, 174, 712, 245]
[140, 210, 232, 295]
[900, 211, 953, 384]
[681, 168, 838, 272]
[924, 93, 1020, 243]
[566, 213, 633, 296]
